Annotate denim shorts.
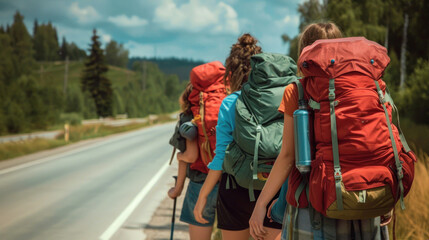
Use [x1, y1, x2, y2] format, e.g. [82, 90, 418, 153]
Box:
[180, 180, 218, 227]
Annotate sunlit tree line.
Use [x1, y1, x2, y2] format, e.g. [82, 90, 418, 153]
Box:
[283, 0, 429, 124]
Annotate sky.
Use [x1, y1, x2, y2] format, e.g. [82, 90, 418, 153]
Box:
[0, 0, 303, 62]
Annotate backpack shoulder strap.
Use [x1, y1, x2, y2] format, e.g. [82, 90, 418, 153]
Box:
[384, 87, 411, 152]
[292, 79, 304, 102]
[374, 80, 405, 210]
[293, 78, 321, 110]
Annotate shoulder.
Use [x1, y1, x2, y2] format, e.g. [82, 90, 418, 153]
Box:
[220, 91, 241, 111]
[284, 83, 298, 99]
[279, 84, 299, 116]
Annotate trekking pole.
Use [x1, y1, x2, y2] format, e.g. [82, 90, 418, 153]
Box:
[170, 176, 178, 240]
[169, 147, 176, 165]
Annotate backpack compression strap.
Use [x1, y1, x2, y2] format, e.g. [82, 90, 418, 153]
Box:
[240, 90, 262, 202]
[248, 124, 262, 202]
[329, 78, 344, 211]
[374, 80, 405, 210]
[199, 92, 213, 165]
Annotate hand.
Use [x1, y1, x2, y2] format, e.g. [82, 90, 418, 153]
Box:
[167, 185, 183, 199]
[249, 203, 268, 240]
[267, 198, 278, 222]
[380, 210, 393, 227]
[193, 196, 209, 224]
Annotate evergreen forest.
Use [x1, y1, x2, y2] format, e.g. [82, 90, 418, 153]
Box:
[0, 12, 198, 135]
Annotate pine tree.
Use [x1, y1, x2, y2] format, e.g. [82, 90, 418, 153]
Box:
[9, 11, 35, 76]
[60, 36, 68, 60]
[105, 40, 129, 68]
[81, 29, 113, 117]
[33, 21, 60, 61]
[33, 19, 38, 36]
[0, 31, 15, 84]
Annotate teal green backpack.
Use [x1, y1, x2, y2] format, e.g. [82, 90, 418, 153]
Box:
[223, 53, 298, 201]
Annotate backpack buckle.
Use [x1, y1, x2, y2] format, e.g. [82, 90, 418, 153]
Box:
[378, 90, 386, 103]
[334, 168, 342, 181]
[256, 124, 262, 132]
[397, 168, 404, 180]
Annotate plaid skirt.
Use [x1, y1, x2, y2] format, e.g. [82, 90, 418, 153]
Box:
[281, 206, 389, 240]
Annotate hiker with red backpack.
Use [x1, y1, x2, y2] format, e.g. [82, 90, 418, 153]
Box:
[194, 34, 298, 240]
[250, 22, 416, 240]
[168, 62, 227, 240]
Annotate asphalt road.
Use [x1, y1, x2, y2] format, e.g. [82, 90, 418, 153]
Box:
[0, 122, 177, 240]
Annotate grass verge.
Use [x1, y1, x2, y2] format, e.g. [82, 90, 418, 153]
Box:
[0, 138, 67, 160]
[0, 116, 174, 161]
[390, 148, 429, 239]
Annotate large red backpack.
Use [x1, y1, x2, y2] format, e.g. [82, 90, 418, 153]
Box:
[288, 37, 416, 220]
[188, 61, 227, 174]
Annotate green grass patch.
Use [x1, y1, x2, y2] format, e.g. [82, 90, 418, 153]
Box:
[60, 122, 150, 142]
[0, 138, 67, 160]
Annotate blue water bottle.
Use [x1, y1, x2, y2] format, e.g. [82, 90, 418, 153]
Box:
[293, 100, 312, 174]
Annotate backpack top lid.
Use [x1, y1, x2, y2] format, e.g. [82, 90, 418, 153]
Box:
[298, 37, 390, 80]
[249, 53, 297, 89]
[190, 61, 226, 92]
[241, 53, 297, 124]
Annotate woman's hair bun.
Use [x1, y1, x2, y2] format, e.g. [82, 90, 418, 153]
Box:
[238, 33, 258, 47]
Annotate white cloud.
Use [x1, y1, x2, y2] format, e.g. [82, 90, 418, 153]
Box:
[282, 15, 299, 25]
[213, 2, 239, 34]
[275, 15, 299, 27]
[102, 33, 112, 43]
[69, 2, 100, 23]
[153, 0, 239, 35]
[108, 15, 148, 27]
[124, 41, 155, 57]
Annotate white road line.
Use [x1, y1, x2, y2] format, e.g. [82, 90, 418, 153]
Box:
[99, 161, 170, 240]
[0, 124, 170, 176]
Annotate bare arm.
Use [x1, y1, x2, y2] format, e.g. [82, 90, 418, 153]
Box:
[250, 113, 296, 239]
[193, 169, 222, 224]
[168, 160, 188, 199]
[177, 139, 198, 163]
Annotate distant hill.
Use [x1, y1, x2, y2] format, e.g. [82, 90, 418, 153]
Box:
[36, 61, 185, 119]
[128, 57, 206, 82]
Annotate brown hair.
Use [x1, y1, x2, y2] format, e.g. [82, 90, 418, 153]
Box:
[179, 82, 193, 115]
[224, 33, 262, 93]
[298, 22, 342, 57]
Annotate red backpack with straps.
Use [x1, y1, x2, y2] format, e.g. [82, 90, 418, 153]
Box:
[188, 61, 227, 174]
[288, 37, 416, 220]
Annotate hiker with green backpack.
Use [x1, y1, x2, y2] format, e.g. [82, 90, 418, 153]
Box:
[250, 22, 416, 240]
[194, 33, 298, 240]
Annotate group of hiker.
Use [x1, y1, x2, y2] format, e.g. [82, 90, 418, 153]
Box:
[168, 22, 416, 240]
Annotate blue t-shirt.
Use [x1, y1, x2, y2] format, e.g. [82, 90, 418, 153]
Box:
[207, 91, 241, 171]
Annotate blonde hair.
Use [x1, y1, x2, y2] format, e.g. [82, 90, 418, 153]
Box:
[298, 22, 342, 57]
[224, 33, 262, 93]
[179, 82, 193, 115]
